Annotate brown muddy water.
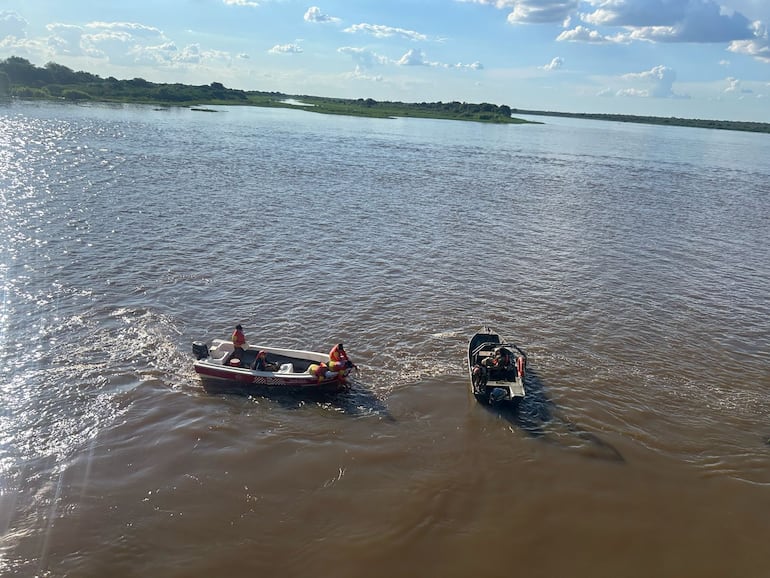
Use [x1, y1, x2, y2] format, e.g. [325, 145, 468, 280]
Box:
[1, 102, 769, 577]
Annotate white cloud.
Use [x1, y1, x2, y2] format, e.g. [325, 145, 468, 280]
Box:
[541, 56, 564, 70]
[728, 38, 770, 61]
[621, 65, 689, 98]
[222, 0, 259, 7]
[344, 23, 428, 41]
[345, 65, 383, 82]
[338, 46, 481, 72]
[42, 21, 176, 64]
[724, 76, 753, 93]
[268, 43, 303, 54]
[581, 0, 757, 43]
[460, 0, 768, 58]
[46, 24, 88, 56]
[507, 0, 580, 23]
[304, 7, 341, 24]
[397, 48, 431, 66]
[458, 61, 484, 70]
[557, 25, 611, 43]
[0, 10, 27, 39]
[617, 88, 651, 97]
[457, 0, 579, 24]
[338, 46, 389, 67]
[728, 21, 770, 62]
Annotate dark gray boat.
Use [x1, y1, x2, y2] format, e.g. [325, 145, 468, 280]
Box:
[468, 328, 527, 405]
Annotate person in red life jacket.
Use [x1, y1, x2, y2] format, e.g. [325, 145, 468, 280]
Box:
[328, 342, 356, 372]
[252, 350, 278, 372]
[307, 362, 329, 382]
[482, 347, 510, 370]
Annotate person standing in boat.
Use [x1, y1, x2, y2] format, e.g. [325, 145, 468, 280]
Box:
[328, 342, 355, 372]
[223, 324, 247, 367]
[231, 324, 246, 355]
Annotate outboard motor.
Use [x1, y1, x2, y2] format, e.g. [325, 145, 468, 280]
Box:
[489, 387, 508, 405]
[192, 341, 209, 360]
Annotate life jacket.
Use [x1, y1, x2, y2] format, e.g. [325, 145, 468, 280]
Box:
[232, 329, 246, 349]
[329, 344, 348, 363]
[309, 362, 328, 380]
[328, 344, 350, 371]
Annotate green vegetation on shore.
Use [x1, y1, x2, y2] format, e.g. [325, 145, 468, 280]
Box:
[0, 56, 523, 124]
[511, 108, 770, 134]
[2, 56, 768, 133]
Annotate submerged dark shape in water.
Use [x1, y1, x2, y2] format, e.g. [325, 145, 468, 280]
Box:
[486, 368, 625, 463]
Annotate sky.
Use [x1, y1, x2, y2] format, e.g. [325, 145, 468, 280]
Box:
[1, 0, 769, 122]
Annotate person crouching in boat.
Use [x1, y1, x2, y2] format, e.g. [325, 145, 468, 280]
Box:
[308, 362, 330, 382]
[482, 347, 510, 370]
[328, 343, 356, 372]
[252, 350, 278, 372]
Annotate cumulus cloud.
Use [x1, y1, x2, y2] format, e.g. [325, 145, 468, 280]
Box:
[557, 25, 611, 43]
[42, 21, 177, 64]
[724, 76, 753, 93]
[457, 0, 578, 24]
[541, 56, 564, 70]
[460, 0, 768, 61]
[0, 10, 27, 39]
[397, 48, 429, 66]
[304, 7, 341, 23]
[585, 0, 754, 40]
[344, 23, 428, 41]
[40, 20, 237, 69]
[506, 0, 580, 23]
[728, 21, 770, 62]
[338, 46, 389, 67]
[620, 65, 689, 98]
[337, 45, 481, 71]
[46, 23, 88, 55]
[268, 43, 303, 54]
[345, 65, 383, 82]
[393, 48, 483, 69]
[728, 38, 770, 61]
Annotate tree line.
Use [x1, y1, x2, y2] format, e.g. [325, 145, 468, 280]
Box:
[3, 56, 766, 131]
[0, 56, 519, 123]
[0, 56, 250, 104]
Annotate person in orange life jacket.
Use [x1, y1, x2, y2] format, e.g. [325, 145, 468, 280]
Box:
[231, 324, 246, 354]
[223, 324, 247, 367]
[482, 347, 510, 370]
[328, 343, 355, 372]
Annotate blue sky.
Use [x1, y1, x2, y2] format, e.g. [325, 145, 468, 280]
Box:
[1, 0, 769, 122]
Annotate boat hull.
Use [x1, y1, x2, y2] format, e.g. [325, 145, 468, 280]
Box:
[192, 339, 350, 392]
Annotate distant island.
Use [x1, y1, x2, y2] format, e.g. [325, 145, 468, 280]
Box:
[509, 108, 770, 134]
[1, 56, 768, 133]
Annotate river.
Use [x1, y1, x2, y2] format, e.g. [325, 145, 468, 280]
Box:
[1, 100, 769, 577]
